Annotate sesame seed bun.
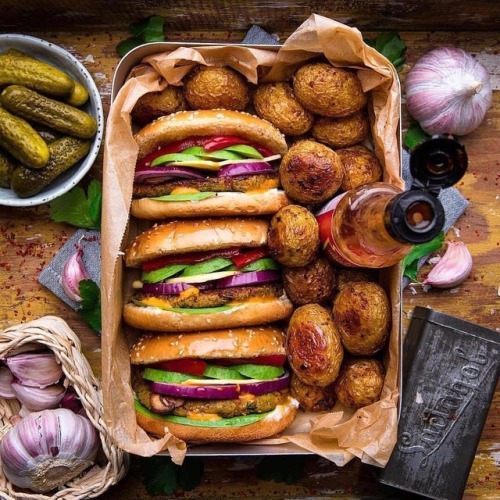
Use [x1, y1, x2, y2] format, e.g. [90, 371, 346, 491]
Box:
[130, 326, 287, 364]
[125, 217, 269, 268]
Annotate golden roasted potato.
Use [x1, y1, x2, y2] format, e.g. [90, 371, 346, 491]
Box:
[283, 255, 336, 305]
[332, 281, 390, 356]
[290, 373, 337, 412]
[268, 205, 320, 267]
[336, 145, 383, 191]
[279, 139, 343, 204]
[293, 62, 367, 118]
[253, 82, 314, 136]
[312, 110, 370, 148]
[286, 304, 344, 386]
[334, 358, 385, 409]
[336, 268, 379, 290]
[183, 65, 250, 111]
[131, 86, 187, 126]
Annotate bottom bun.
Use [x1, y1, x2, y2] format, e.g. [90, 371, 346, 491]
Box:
[123, 296, 294, 333]
[136, 397, 299, 443]
[130, 189, 290, 219]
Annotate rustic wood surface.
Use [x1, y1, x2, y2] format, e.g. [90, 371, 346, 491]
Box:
[0, 20, 498, 499]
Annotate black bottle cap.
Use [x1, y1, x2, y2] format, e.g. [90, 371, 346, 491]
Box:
[410, 135, 467, 192]
[386, 190, 445, 244]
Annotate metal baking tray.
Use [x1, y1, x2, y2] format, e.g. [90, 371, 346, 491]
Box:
[109, 41, 403, 458]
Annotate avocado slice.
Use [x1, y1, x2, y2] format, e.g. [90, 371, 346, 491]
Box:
[141, 263, 188, 283]
[224, 144, 263, 159]
[203, 364, 246, 380]
[151, 192, 216, 202]
[135, 399, 271, 427]
[181, 257, 234, 277]
[150, 152, 203, 166]
[241, 258, 280, 272]
[233, 364, 285, 380]
[132, 299, 234, 315]
[142, 367, 203, 383]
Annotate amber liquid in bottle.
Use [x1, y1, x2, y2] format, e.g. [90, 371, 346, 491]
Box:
[317, 183, 441, 268]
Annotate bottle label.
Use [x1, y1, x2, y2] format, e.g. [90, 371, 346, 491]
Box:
[316, 194, 361, 268]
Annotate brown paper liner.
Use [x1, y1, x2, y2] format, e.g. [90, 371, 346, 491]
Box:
[102, 14, 401, 467]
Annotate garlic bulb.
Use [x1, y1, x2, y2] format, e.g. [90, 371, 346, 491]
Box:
[6, 352, 63, 388]
[0, 366, 15, 399]
[405, 47, 492, 136]
[61, 245, 90, 302]
[0, 408, 99, 492]
[11, 381, 66, 411]
[423, 241, 473, 288]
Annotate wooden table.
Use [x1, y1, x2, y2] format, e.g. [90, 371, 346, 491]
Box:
[0, 8, 498, 498]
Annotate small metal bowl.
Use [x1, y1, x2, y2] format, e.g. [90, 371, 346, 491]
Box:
[0, 34, 104, 207]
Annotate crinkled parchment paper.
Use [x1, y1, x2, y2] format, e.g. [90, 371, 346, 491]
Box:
[102, 14, 401, 466]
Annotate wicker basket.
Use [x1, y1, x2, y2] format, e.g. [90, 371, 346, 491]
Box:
[0, 316, 129, 499]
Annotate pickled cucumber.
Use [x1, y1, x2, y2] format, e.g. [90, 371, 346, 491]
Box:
[0, 85, 97, 139]
[0, 105, 50, 169]
[3, 49, 89, 106]
[0, 148, 15, 188]
[0, 53, 74, 97]
[11, 136, 91, 198]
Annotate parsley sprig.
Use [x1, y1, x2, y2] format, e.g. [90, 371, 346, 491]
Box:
[365, 32, 407, 72]
[402, 232, 444, 281]
[116, 16, 165, 57]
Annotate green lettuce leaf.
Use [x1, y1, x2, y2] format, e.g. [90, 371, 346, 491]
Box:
[364, 32, 407, 72]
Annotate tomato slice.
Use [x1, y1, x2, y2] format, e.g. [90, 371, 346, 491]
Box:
[216, 355, 287, 367]
[142, 247, 241, 272]
[155, 358, 207, 376]
[231, 248, 269, 269]
[203, 135, 275, 158]
[137, 136, 212, 170]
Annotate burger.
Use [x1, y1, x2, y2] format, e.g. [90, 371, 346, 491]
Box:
[123, 217, 294, 332]
[130, 326, 299, 442]
[131, 109, 290, 219]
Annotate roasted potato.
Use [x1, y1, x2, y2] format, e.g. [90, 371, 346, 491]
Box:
[337, 145, 383, 191]
[286, 304, 344, 386]
[336, 268, 379, 290]
[253, 82, 314, 136]
[131, 86, 187, 126]
[290, 373, 337, 412]
[332, 281, 390, 356]
[268, 205, 320, 267]
[283, 255, 336, 305]
[312, 110, 370, 148]
[183, 65, 250, 111]
[279, 139, 343, 204]
[293, 62, 367, 118]
[334, 358, 385, 409]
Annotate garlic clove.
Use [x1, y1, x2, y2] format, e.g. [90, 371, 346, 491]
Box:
[0, 366, 16, 399]
[61, 245, 90, 302]
[0, 408, 99, 493]
[11, 381, 66, 411]
[59, 390, 84, 415]
[5, 352, 63, 388]
[423, 241, 473, 288]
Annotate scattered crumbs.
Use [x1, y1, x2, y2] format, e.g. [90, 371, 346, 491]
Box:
[93, 348, 102, 353]
[490, 309, 495, 315]
[409, 286, 417, 295]
[453, 226, 461, 238]
[415, 392, 423, 404]
[422, 285, 431, 293]
[428, 256, 441, 265]
[84, 54, 95, 63]
[449, 287, 460, 294]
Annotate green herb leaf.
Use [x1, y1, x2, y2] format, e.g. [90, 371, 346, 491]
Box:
[78, 279, 101, 333]
[49, 179, 102, 230]
[177, 457, 204, 491]
[256, 456, 306, 484]
[117, 16, 165, 56]
[142, 456, 178, 495]
[404, 122, 431, 151]
[402, 232, 445, 281]
[365, 32, 407, 72]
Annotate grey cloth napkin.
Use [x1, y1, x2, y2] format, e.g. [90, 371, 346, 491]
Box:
[38, 229, 101, 310]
